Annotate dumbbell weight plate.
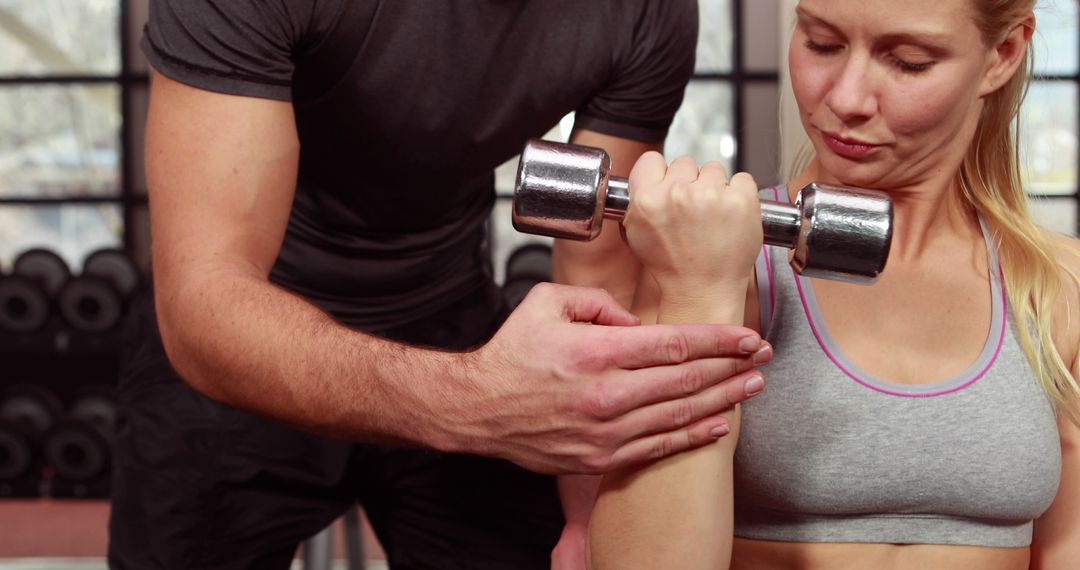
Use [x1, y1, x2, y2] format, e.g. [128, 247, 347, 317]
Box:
[502, 277, 541, 310]
[0, 422, 33, 480]
[0, 384, 64, 436]
[0, 276, 50, 333]
[70, 392, 116, 433]
[82, 248, 140, 298]
[57, 275, 124, 333]
[43, 420, 109, 482]
[13, 248, 71, 297]
[505, 243, 553, 283]
[513, 139, 612, 241]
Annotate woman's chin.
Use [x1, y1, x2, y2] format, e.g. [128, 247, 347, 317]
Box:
[812, 157, 896, 191]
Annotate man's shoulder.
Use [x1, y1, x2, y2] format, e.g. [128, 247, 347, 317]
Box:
[142, 0, 370, 101]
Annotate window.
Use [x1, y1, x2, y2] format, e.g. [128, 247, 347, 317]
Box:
[0, 0, 149, 273]
[1024, 0, 1079, 235]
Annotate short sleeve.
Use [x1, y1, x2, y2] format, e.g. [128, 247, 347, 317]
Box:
[574, 0, 699, 143]
[141, 0, 335, 101]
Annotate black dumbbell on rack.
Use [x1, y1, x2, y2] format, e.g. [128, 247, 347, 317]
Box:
[58, 248, 142, 335]
[0, 248, 71, 336]
[502, 243, 553, 309]
[43, 384, 115, 499]
[0, 384, 64, 497]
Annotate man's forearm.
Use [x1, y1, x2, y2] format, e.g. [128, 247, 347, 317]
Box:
[157, 269, 467, 450]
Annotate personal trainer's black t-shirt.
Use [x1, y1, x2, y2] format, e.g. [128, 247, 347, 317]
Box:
[142, 0, 697, 329]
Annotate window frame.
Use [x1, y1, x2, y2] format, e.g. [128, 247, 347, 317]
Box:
[0, 0, 149, 253]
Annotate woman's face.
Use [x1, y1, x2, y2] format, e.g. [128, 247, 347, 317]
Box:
[789, 0, 998, 190]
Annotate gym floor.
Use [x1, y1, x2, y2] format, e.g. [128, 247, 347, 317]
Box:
[0, 500, 389, 569]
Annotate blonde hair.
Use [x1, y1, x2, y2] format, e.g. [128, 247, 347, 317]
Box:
[959, 0, 1080, 424]
[788, 1, 1080, 423]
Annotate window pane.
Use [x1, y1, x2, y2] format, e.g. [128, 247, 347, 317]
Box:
[1029, 197, 1078, 237]
[127, 0, 150, 74]
[743, 82, 781, 186]
[1033, 0, 1078, 75]
[1020, 80, 1077, 196]
[0, 204, 123, 271]
[697, 0, 734, 73]
[130, 83, 150, 195]
[666, 80, 735, 172]
[128, 203, 151, 274]
[0, 0, 120, 76]
[743, 0, 780, 73]
[0, 85, 121, 198]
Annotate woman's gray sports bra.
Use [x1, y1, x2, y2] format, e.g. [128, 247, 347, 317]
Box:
[732, 186, 1061, 547]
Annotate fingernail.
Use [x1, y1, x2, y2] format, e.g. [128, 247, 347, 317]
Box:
[745, 373, 765, 396]
[710, 423, 731, 438]
[738, 335, 760, 353]
[752, 343, 773, 365]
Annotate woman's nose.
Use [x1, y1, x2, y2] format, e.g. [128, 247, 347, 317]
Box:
[824, 56, 878, 122]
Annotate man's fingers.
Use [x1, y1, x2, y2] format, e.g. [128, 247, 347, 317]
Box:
[604, 413, 735, 471]
[528, 283, 640, 327]
[607, 369, 763, 437]
[587, 361, 763, 422]
[604, 323, 762, 369]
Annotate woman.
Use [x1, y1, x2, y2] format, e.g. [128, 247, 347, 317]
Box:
[587, 0, 1080, 568]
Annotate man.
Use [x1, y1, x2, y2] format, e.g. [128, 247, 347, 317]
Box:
[109, 1, 769, 568]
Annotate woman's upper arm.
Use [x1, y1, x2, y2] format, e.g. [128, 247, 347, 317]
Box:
[1031, 234, 1080, 568]
[1031, 415, 1080, 568]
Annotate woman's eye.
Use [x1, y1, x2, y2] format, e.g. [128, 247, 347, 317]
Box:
[889, 55, 934, 73]
[804, 39, 842, 54]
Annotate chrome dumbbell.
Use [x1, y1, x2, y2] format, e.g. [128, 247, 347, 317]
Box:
[512, 139, 893, 283]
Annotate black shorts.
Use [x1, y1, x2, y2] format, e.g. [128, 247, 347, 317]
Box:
[107, 283, 563, 570]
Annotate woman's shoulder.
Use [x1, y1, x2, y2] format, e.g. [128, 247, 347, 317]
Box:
[1042, 230, 1080, 369]
[1043, 230, 1080, 289]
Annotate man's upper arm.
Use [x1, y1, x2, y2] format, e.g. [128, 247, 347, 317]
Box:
[146, 70, 299, 310]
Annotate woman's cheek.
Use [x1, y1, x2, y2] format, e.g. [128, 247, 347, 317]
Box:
[789, 59, 833, 115]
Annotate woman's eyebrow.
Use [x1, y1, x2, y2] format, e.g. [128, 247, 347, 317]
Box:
[795, 6, 952, 49]
[794, 6, 842, 34]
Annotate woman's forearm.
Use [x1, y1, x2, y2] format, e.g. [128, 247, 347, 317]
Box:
[586, 283, 747, 570]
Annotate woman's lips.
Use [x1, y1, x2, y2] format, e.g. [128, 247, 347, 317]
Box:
[821, 131, 880, 159]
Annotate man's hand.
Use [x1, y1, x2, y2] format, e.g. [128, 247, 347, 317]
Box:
[438, 283, 768, 475]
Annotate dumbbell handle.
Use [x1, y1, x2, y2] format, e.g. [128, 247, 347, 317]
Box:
[599, 175, 802, 249]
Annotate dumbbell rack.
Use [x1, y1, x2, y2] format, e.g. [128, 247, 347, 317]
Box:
[0, 248, 141, 500]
